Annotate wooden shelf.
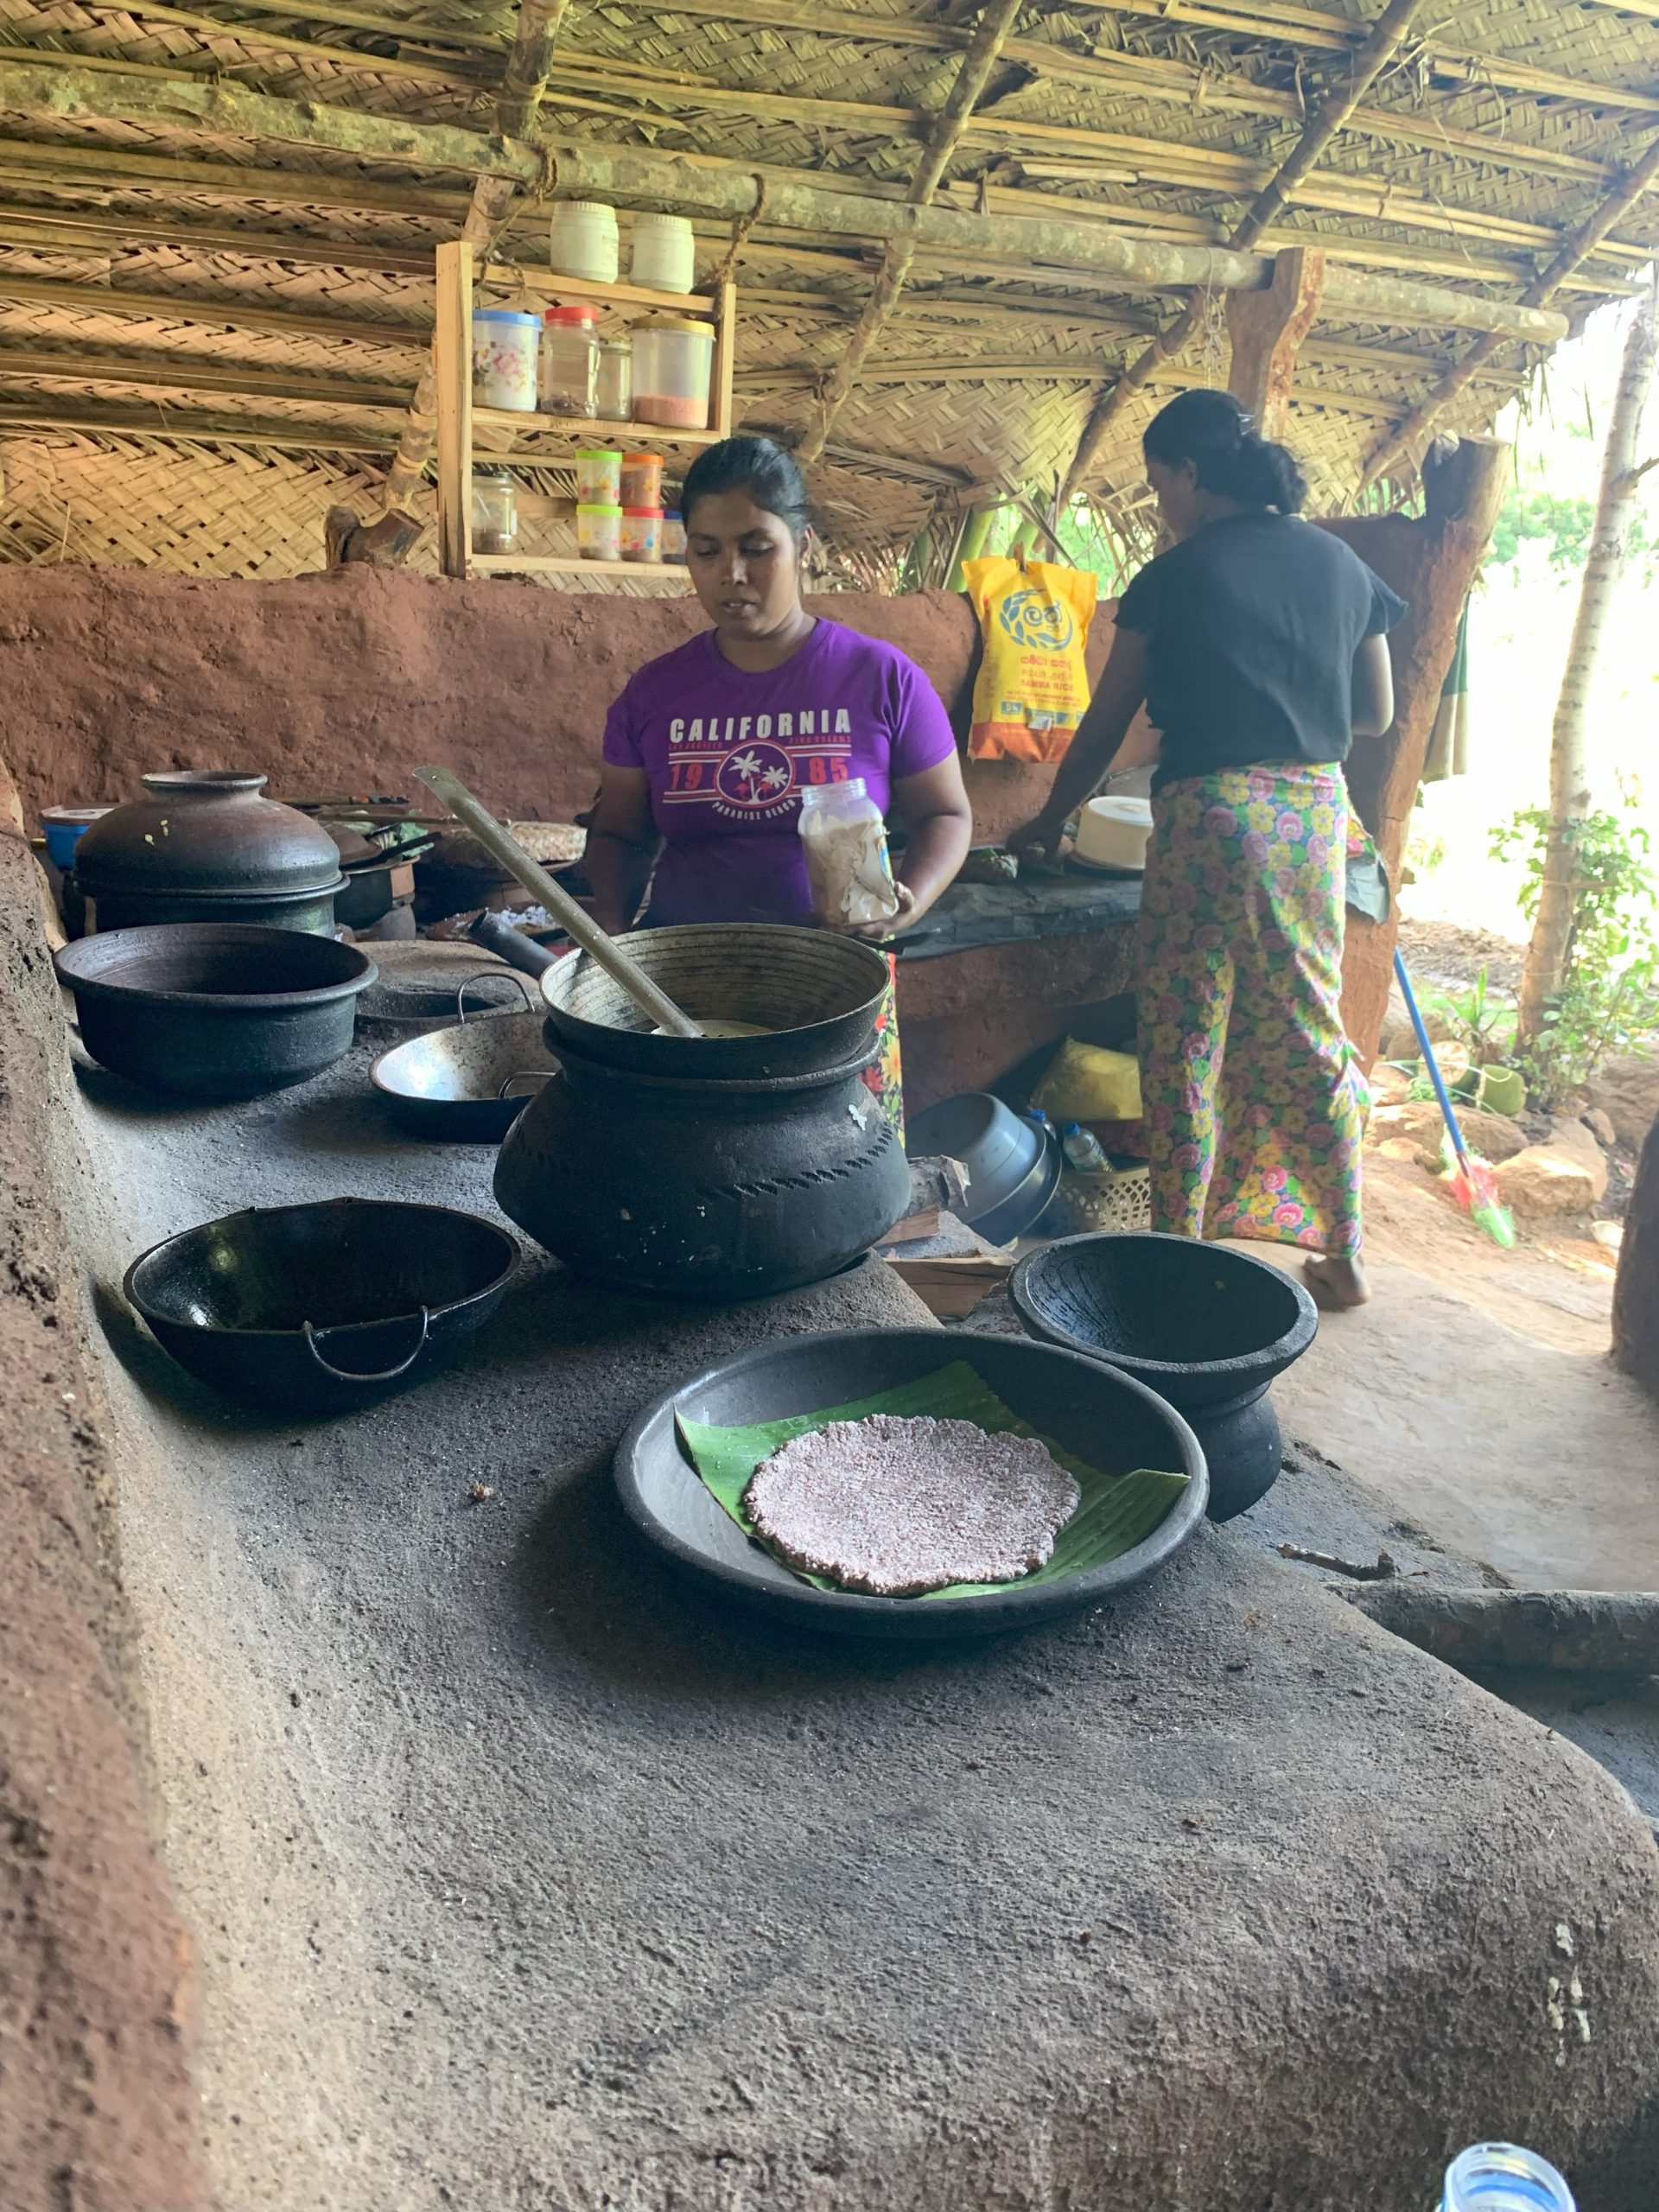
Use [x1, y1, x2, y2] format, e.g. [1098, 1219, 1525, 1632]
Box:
[479, 268, 716, 316]
[469, 552, 692, 584]
[435, 238, 737, 583]
[472, 407, 721, 448]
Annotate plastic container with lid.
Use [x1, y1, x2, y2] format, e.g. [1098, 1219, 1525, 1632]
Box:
[471, 308, 540, 411]
[596, 336, 632, 422]
[630, 315, 715, 429]
[630, 211, 696, 294]
[539, 304, 598, 417]
[620, 507, 664, 563]
[620, 451, 664, 507]
[1440, 2144, 1574, 2211]
[469, 467, 517, 555]
[662, 509, 686, 563]
[1073, 793, 1154, 872]
[798, 777, 899, 931]
[548, 200, 619, 284]
[577, 504, 622, 563]
[575, 448, 622, 505]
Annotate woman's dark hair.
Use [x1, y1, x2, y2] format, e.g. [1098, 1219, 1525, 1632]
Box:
[679, 435, 811, 537]
[1142, 388, 1307, 513]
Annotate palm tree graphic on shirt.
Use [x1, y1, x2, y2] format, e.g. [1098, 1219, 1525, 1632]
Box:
[728, 748, 791, 803]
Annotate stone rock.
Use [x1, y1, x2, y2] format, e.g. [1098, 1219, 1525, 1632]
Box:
[1583, 1107, 1618, 1149]
[1549, 1114, 1611, 1202]
[1376, 979, 1453, 1063]
[1590, 1052, 1659, 1150]
[1369, 1061, 1413, 1109]
[1495, 1141, 1601, 1218]
[1367, 1097, 1529, 1169]
[1615, 1115, 1659, 1395]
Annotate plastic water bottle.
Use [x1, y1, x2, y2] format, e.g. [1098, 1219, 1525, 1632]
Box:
[1062, 1121, 1107, 1171]
[1440, 2144, 1575, 2211]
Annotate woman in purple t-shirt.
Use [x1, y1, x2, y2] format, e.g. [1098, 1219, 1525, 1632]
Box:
[587, 437, 971, 939]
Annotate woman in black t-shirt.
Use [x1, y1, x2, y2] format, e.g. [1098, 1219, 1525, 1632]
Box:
[1012, 389, 1405, 1309]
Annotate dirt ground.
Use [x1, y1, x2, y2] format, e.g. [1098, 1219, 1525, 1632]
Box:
[1255, 1142, 1659, 1591]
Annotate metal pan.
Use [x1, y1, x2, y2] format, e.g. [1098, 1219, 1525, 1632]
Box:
[371, 985, 557, 1141]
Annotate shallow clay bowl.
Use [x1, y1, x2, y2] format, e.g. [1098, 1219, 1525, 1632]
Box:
[372, 1012, 557, 1141]
[614, 1325, 1207, 1641]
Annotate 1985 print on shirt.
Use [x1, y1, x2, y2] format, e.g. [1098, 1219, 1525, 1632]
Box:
[601, 622, 957, 925]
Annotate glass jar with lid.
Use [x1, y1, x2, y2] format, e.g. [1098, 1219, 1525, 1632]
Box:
[470, 467, 517, 556]
[539, 303, 599, 417]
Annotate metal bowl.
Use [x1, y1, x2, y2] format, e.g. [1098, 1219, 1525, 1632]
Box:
[124, 1197, 518, 1414]
[614, 1326, 1207, 1639]
[372, 1008, 557, 1141]
[904, 1092, 1058, 1242]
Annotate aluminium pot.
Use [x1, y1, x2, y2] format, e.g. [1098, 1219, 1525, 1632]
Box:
[1010, 1232, 1318, 1522]
[73, 770, 346, 933]
[124, 1198, 518, 1414]
[55, 922, 375, 1098]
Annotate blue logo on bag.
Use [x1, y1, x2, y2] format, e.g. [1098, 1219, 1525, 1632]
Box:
[998, 587, 1074, 652]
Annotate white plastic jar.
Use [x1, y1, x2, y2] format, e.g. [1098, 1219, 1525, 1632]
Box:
[471, 308, 540, 411]
[630, 315, 715, 429]
[539, 304, 599, 417]
[631, 212, 696, 294]
[548, 200, 619, 284]
[577, 504, 622, 563]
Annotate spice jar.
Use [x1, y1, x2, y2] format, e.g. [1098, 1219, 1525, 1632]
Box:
[630, 315, 715, 429]
[548, 200, 619, 284]
[596, 336, 632, 422]
[470, 467, 518, 555]
[620, 451, 664, 508]
[630, 212, 696, 294]
[620, 507, 664, 563]
[472, 308, 539, 412]
[662, 509, 686, 563]
[577, 504, 622, 562]
[575, 448, 622, 505]
[539, 303, 598, 418]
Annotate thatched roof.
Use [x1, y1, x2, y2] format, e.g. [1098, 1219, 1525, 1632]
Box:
[0, 0, 1652, 579]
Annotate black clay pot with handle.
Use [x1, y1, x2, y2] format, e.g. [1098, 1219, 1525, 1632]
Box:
[73, 770, 345, 933]
[1010, 1231, 1318, 1522]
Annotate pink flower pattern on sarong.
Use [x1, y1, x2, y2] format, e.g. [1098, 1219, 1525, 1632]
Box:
[1137, 766, 1367, 1255]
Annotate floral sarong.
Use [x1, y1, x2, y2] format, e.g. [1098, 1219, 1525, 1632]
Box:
[858, 955, 904, 1141]
[1137, 764, 1366, 1255]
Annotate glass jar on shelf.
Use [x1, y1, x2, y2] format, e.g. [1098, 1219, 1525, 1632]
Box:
[630, 315, 715, 429]
[596, 336, 632, 423]
[539, 303, 599, 418]
[469, 467, 517, 556]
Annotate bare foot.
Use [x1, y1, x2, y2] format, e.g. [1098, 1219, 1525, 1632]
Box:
[1304, 1253, 1370, 1310]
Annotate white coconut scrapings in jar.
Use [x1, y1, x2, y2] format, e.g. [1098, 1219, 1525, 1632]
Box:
[743, 1414, 1081, 1596]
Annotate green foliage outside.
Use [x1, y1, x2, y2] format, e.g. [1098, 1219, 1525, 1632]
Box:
[1488, 802, 1659, 1109]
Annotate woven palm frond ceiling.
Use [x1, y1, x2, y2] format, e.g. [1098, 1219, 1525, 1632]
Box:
[0, 0, 1652, 576]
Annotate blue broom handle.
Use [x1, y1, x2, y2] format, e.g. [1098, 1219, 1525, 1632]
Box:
[1392, 948, 1473, 1169]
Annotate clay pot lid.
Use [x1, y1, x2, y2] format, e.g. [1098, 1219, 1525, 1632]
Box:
[73, 769, 346, 898]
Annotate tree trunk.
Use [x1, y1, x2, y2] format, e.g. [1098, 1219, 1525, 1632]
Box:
[1518, 285, 1659, 1046]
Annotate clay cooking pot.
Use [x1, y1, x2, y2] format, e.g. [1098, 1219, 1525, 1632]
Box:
[73, 770, 345, 933]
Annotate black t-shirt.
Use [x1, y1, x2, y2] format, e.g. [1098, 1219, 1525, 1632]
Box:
[1112, 512, 1407, 788]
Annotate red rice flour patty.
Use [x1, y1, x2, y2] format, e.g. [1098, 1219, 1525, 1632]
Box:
[743, 1414, 1081, 1597]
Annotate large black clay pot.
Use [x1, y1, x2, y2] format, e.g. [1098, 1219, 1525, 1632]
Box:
[55, 923, 374, 1098]
[1010, 1232, 1317, 1521]
[73, 770, 345, 933]
[496, 1037, 909, 1299]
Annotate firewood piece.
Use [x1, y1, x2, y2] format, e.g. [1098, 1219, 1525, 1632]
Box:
[1345, 1586, 1659, 1676]
[1278, 1544, 1398, 1580]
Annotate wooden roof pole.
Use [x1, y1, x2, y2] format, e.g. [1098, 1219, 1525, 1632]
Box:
[1361, 132, 1659, 491]
[0, 68, 1571, 344]
[1057, 0, 1427, 506]
[796, 0, 1025, 467]
[374, 0, 569, 518]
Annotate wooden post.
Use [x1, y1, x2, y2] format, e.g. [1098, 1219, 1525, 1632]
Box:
[1225, 246, 1325, 440]
[711, 278, 737, 439]
[434, 238, 473, 579]
[1328, 435, 1511, 1068]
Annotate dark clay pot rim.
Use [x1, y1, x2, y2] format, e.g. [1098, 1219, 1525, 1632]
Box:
[124, 1196, 519, 1345]
[614, 1326, 1210, 1633]
[1009, 1230, 1319, 1383]
[71, 875, 347, 904]
[55, 924, 375, 1013]
[548, 1028, 878, 1096]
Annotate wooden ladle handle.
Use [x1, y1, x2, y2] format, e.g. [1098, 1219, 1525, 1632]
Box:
[413, 766, 701, 1039]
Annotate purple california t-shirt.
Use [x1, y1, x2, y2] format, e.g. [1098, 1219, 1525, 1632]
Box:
[602, 618, 958, 925]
